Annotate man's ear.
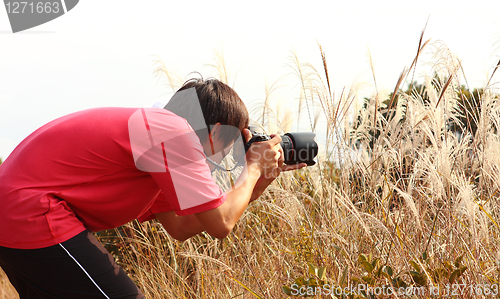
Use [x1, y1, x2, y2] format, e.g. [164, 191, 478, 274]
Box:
[209, 123, 222, 140]
[207, 123, 222, 155]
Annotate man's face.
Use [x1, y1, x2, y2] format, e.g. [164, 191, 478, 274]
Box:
[203, 134, 241, 172]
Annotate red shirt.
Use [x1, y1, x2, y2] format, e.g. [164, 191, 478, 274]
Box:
[0, 107, 226, 249]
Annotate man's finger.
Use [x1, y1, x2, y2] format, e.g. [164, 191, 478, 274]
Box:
[280, 163, 307, 172]
[268, 134, 282, 145]
[277, 146, 284, 168]
[242, 128, 252, 143]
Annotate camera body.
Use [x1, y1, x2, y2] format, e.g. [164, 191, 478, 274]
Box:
[244, 126, 318, 166]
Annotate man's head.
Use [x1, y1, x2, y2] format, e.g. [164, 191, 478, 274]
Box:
[164, 77, 249, 152]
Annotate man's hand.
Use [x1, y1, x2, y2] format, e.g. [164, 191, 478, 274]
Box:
[243, 131, 282, 178]
[158, 129, 307, 242]
[243, 130, 307, 202]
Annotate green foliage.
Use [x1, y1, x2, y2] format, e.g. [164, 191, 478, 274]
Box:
[413, 252, 468, 286]
[288, 226, 318, 265]
[451, 85, 488, 136]
[282, 263, 330, 298]
[282, 253, 469, 299]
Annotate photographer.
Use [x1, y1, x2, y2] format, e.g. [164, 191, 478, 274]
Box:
[0, 78, 306, 299]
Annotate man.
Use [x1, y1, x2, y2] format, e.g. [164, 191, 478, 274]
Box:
[0, 78, 306, 298]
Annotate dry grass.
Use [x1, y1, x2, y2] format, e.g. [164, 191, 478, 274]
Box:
[117, 38, 500, 298]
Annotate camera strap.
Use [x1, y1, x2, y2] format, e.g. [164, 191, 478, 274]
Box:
[205, 156, 244, 172]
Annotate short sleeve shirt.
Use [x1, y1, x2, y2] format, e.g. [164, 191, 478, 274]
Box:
[0, 107, 226, 249]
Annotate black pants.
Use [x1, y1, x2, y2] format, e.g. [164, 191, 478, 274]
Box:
[0, 230, 145, 299]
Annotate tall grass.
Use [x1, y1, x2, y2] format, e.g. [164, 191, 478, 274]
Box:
[116, 38, 500, 298]
[2, 35, 500, 298]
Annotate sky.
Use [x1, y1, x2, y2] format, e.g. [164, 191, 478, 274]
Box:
[1, 0, 500, 160]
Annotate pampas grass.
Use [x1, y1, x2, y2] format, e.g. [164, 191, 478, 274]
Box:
[102, 37, 500, 298]
[111, 35, 500, 298]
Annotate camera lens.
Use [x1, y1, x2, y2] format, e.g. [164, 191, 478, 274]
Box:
[242, 127, 318, 166]
[280, 135, 294, 163]
[282, 132, 318, 166]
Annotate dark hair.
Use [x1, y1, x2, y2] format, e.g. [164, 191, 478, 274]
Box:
[164, 77, 249, 145]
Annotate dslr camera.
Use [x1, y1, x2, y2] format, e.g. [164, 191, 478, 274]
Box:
[244, 126, 318, 166]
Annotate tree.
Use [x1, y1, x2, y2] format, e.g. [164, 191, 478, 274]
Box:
[450, 86, 484, 137]
[352, 77, 493, 151]
[387, 80, 488, 138]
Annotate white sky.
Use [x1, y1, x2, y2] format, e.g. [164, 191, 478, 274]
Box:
[1, 0, 500, 159]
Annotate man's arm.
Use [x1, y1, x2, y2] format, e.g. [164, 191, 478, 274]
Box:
[156, 159, 307, 241]
[155, 162, 261, 240]
[155, 212, 203, 241]
[156, 134, 280, 240]
[192, 162, 262, 239]
[156, 132, 307, 241]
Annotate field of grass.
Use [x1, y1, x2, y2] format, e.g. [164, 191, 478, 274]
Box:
[99, 37, 500, 298]
[1, 34, 500, 298]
